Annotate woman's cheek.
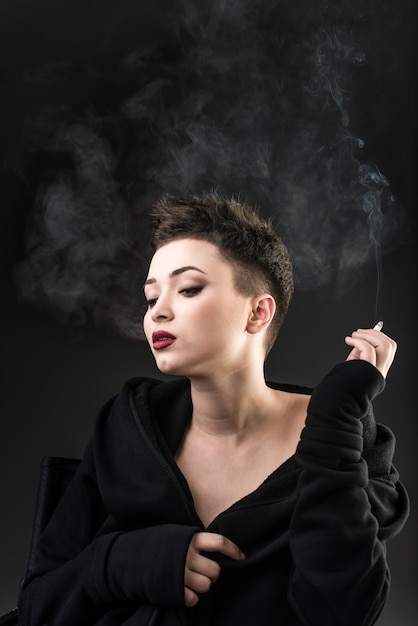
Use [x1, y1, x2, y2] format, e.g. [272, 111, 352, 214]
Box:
[142, 313, 152, 344]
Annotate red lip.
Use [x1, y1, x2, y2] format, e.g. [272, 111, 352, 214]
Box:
[152, 330, 176, 350]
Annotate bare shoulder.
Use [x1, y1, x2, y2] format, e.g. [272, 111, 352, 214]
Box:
[267, 387, 310, 435]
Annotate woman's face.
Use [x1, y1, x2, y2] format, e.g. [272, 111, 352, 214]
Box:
[143, 238, 254, 379]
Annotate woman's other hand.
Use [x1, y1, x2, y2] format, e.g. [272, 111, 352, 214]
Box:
[184, 532, 245, 607]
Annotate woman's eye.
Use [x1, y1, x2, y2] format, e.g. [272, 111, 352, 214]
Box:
[179, 286, 203, 297]
[146, 297, 158, 308]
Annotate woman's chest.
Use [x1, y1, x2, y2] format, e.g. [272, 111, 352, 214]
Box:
[175, 433, 299, 528]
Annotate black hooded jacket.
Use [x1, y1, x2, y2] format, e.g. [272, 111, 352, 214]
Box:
[18, 360, 409, 625]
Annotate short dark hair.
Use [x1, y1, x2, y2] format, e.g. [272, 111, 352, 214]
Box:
[150, 190, 294, 355]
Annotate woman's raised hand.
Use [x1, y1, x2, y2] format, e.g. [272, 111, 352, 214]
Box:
[345, 325, 397, 379]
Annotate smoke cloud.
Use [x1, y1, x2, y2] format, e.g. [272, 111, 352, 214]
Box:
[11, 0, 410, 339]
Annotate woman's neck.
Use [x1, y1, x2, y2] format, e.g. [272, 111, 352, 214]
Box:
[188, 368, 278, 438]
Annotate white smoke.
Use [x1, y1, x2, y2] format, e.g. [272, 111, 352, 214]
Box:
[12, 0, 410, 338]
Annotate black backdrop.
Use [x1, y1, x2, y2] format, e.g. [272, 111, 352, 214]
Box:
[0, 1, 416, 623]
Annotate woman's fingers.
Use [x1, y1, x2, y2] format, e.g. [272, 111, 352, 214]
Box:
[184, 532, 245, 606]
[184, 586, 199, 607]
[345, 327, 397, 378]
[185, 553, 221, 588]
[191, 532, 245, 560]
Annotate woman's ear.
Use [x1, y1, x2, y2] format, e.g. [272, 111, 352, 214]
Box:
[246, 294, 276, 335]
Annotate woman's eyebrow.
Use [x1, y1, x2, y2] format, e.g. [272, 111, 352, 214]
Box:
[144, 265, 207, 286]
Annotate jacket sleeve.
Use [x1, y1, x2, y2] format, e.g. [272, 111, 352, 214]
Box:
[18, 426, 199, 625]
[289, 360, 409, 626]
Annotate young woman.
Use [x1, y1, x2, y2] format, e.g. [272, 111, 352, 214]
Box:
[19, 192, 409, 625]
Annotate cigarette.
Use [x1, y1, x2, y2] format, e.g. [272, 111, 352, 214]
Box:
[373, 321, 384, 331]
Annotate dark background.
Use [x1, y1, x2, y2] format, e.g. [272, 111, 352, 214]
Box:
[0, 0, 416, 623]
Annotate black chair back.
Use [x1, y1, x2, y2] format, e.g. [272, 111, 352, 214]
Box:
[27, 456, 81, 573]
[0, 456, 81, 625]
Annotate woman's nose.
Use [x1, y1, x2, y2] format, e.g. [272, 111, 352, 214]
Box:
[150, 295, 173, 321]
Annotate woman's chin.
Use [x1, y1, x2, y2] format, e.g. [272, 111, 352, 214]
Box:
[154, 357, 183, 376]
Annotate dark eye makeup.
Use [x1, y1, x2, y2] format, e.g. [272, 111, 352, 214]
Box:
[179, 286, 204, 297]
[145, 285, 203, 309]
